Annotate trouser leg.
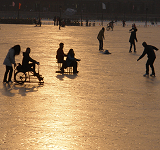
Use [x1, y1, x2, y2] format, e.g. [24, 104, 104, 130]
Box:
[101, 40, 103, 50]
[133, 42, 136, 51]
[73, 61, 78, 73]
[150, 59, 155, 75]
[99, 40, 101, 50]
[146, 59, 150, 74]
[60, 61, 66, 72]
[146, 58, 155, 75]
[3, 66, 13, 82]
[129, 43, 132, 52]
[3, 65, 13, 82]
[8, 66, 13, 81]
[3, 66, 10, 82]
[99, 40, 103, 50]
[29, 63, 36, 74]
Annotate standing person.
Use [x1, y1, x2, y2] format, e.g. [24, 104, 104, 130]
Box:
[56, 43, 67, 63]
[60, 49, 80, 73]
[38, 18, 41, 27]
[129, 28, 138, 53]
[3, 45, 21, 83]
[59, 18, 61, 30]
[122, 20, 126, 27]
[97, 27, 105, 51]
[53, 16, 56, 26]
[137, 42, 159, 77]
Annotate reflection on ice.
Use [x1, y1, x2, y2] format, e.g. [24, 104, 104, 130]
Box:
[0, 22, 160, 149]
[1, 83, 42, 97]
[56, 74, 78, 80]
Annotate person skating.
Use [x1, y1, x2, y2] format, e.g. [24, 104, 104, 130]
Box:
[129, 28, 138, 53]
[137, 42, 159, 77]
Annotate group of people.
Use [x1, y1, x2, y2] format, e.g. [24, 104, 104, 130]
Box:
[97, 23, 138, 52]
[129, 23, 159, 77]
[3, 45, 43, 83]
[3, 43, 81, 83]
[3, 23, 159, 83]
[97, 23, 159, 77]
[56, 43, 80, 73]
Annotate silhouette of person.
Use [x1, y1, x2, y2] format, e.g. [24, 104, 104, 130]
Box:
[129, 28, 138, 53]
[137, 42, 159, 77]
[108, 21, 114, 30]
[130, 23, 136, 31]
[122, 20, 126, 27]
[97, 27, 105, 50]
[53, 16, 56, 26]
[59, 18, 61, 30]
[60, 49, 80, 73]
[3, 45, 21, 83]
[38, 18, 41, 27]
[56, 43, 67, 63]
[22, 47, 43, 81]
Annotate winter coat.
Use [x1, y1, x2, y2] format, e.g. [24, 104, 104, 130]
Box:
[66, 53, 79, 67]
[22, 52, 37, 67]
[97, 29, 104, 41]
[56, 48, 66, 63]
[3, 48, 15, 66]
[129, 30, 137, 44]
[138, 45, 159, 60]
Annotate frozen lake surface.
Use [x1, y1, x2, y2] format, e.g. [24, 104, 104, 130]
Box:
[0, 22, 160, 149]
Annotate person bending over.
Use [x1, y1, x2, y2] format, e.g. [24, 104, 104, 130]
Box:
[137, 42, 159, 77]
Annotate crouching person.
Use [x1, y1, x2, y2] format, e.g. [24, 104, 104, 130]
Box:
[60, 49, 80, 73]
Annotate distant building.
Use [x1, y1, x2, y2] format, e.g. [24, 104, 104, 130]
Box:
[0, 0, 160, 15]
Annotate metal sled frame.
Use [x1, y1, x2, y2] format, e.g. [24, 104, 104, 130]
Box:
[14, 63, 44, 84]
[56, 62, 73, 74]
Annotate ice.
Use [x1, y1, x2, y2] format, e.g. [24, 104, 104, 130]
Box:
[0, 22, 160, 149]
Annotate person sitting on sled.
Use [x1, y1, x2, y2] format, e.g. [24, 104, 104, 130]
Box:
[22, 47, 43, 81]
[60, 49, 80, 73]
